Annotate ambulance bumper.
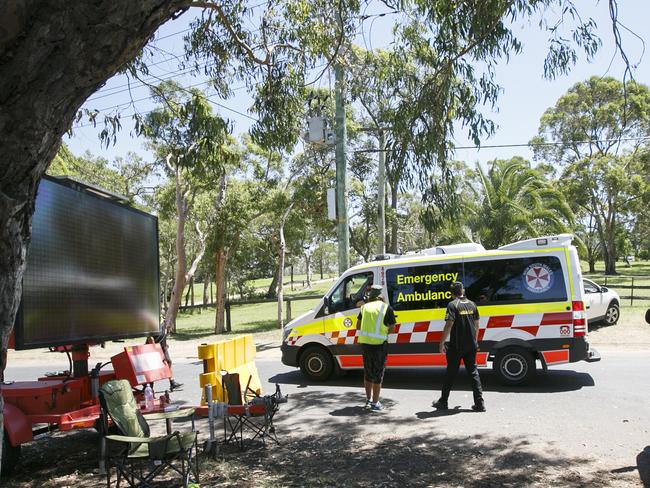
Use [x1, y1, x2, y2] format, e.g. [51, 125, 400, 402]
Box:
[281, 344, 299, 367]
[585, 347, 601, 362]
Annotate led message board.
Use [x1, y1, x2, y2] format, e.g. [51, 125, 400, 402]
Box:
[14, 177, 160, 349]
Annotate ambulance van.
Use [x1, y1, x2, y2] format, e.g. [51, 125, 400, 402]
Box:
[281, 234, 601, 385]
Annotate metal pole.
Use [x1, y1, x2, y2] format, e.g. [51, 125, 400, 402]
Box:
[377, 130, 386, 255]
[335, 12, 349, 275]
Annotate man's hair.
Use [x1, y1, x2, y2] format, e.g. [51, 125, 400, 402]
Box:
[450, 281, 464, 297]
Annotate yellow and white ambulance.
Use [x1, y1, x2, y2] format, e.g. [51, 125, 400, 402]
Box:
[281, 234, 601, 385]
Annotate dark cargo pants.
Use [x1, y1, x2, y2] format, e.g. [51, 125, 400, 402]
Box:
[440, 346, 484, 406]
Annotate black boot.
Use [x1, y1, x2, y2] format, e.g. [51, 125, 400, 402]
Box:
[169, 379, 183, 391]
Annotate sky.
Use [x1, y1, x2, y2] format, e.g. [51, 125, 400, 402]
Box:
[65, 0, 650, 172]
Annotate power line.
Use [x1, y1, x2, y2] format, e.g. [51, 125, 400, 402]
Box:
[74, 82, 258, 130]
[453, 136, 650, 150]
[353, 136, 650, 153]
[87, 58, 215, 102]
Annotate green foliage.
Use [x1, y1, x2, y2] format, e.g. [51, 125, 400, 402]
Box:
[532, 76, 650, 164]
[533, 76, 650, 273]
[422, 158, 573, 250]
[470, 158, 573, 249]
[48, 144, 153, 208]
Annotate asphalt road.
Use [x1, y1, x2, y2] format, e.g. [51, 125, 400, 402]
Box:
[5, 345, 650, 475]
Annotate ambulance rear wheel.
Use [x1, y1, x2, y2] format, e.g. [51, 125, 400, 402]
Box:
[1, 432, 20, 476]
[494, 347, 535, 386]
[299, 346, 333, 381]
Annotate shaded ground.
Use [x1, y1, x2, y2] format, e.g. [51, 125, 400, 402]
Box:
[3, 418, 642, 488]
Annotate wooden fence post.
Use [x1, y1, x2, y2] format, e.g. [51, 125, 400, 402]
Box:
[631, 277, 634, 307]
[286, 299, 292, 322]
[226, 302, 232, 332]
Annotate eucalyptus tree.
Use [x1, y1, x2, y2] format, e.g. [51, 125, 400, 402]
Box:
[532, 76, 650, 274]
[143, 81, 233, 331]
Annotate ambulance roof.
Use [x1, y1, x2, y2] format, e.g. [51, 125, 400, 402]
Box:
[349, 234, 575, 271]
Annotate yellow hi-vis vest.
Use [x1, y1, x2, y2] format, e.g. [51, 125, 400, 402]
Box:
[358, 300, 389, 345]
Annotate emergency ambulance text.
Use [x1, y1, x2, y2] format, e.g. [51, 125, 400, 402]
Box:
[395, 272, 458, 285]
[396, 290, 453, 302]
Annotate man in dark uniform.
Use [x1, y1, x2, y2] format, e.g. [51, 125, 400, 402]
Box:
[433, 281, 485, 412]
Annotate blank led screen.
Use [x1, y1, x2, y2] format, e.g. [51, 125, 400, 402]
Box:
[14, 177, 160, 349]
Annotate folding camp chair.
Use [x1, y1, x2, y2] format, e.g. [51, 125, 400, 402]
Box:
[222, 373, 283, 450]
[99, 379, 199, 488]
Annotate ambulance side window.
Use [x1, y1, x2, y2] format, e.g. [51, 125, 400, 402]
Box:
[327, 272, 374, 314]
[463, 256, 567, 305]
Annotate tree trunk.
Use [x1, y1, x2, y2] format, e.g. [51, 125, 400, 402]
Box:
[202, 278, 209, 307]
[588, 257, 596, 274]
[389, 180, 399, 254]
[266, 269, 279, 299]
[277, 204, 294, 328]
[214, 248, 229, 334]
[305, 252, 313, 289]
[0, 0, 191, 472]
[184, 276, 193, 308]
[164, 167, 188, 333]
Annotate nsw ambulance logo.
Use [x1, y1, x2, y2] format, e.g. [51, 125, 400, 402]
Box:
[343, 318, 353, 328]
[523, 263, 554, 294]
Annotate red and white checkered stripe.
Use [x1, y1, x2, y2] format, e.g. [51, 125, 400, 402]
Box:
[284, 311, 575, 347]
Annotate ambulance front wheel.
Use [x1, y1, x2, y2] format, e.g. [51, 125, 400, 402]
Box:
[494, 347, 536, 386]
[299, 346, 334, 381]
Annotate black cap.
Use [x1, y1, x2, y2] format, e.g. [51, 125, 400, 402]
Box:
[368, 284, 383, 298]
[450, 281, 464, 296]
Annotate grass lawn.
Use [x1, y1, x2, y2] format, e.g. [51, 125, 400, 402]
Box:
[175, 297, 322, 340]
[180, 274, 337, 304]
[582, 260, 650, 309]
[582, 260, 650, 284]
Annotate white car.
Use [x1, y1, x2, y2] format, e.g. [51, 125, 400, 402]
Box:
[583, 278, 620, 326]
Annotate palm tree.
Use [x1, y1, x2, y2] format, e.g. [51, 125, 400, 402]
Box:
[468, 157, 574, 249]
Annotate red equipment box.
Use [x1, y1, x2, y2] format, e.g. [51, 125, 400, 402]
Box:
[111, 343, 171, 387]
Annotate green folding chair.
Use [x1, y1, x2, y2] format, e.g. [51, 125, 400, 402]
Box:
[99, 379, 199, 487]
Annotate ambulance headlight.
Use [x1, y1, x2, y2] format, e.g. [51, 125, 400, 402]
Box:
[282, 326, 291, 343]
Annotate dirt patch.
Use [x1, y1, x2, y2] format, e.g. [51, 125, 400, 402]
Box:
[588, 308, 650, 348]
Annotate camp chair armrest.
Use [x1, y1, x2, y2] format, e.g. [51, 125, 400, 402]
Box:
[105, 435, 160, 444]
[143, 408, 196, 421]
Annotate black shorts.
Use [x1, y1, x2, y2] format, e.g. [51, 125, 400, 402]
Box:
[362, 343, 388, 384]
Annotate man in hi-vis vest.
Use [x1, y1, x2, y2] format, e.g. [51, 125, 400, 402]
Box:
[356, 284, 397, 411]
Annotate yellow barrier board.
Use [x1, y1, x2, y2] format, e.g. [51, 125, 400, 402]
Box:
[198, 334, 262, 404]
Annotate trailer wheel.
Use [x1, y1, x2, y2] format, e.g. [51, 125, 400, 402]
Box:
[494, 347, 535, 386]
[299, 346, 334, 381]
[603, 302, 620, 326]
[1, 431, 21, 476]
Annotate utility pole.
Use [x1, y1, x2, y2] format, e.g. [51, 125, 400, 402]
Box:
[335, 12, 349, 274]
[377, 130, 386, 255]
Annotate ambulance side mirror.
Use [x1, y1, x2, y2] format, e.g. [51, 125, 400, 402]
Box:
[601, 286, 608, 293]
[324, 296, 332, 313]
